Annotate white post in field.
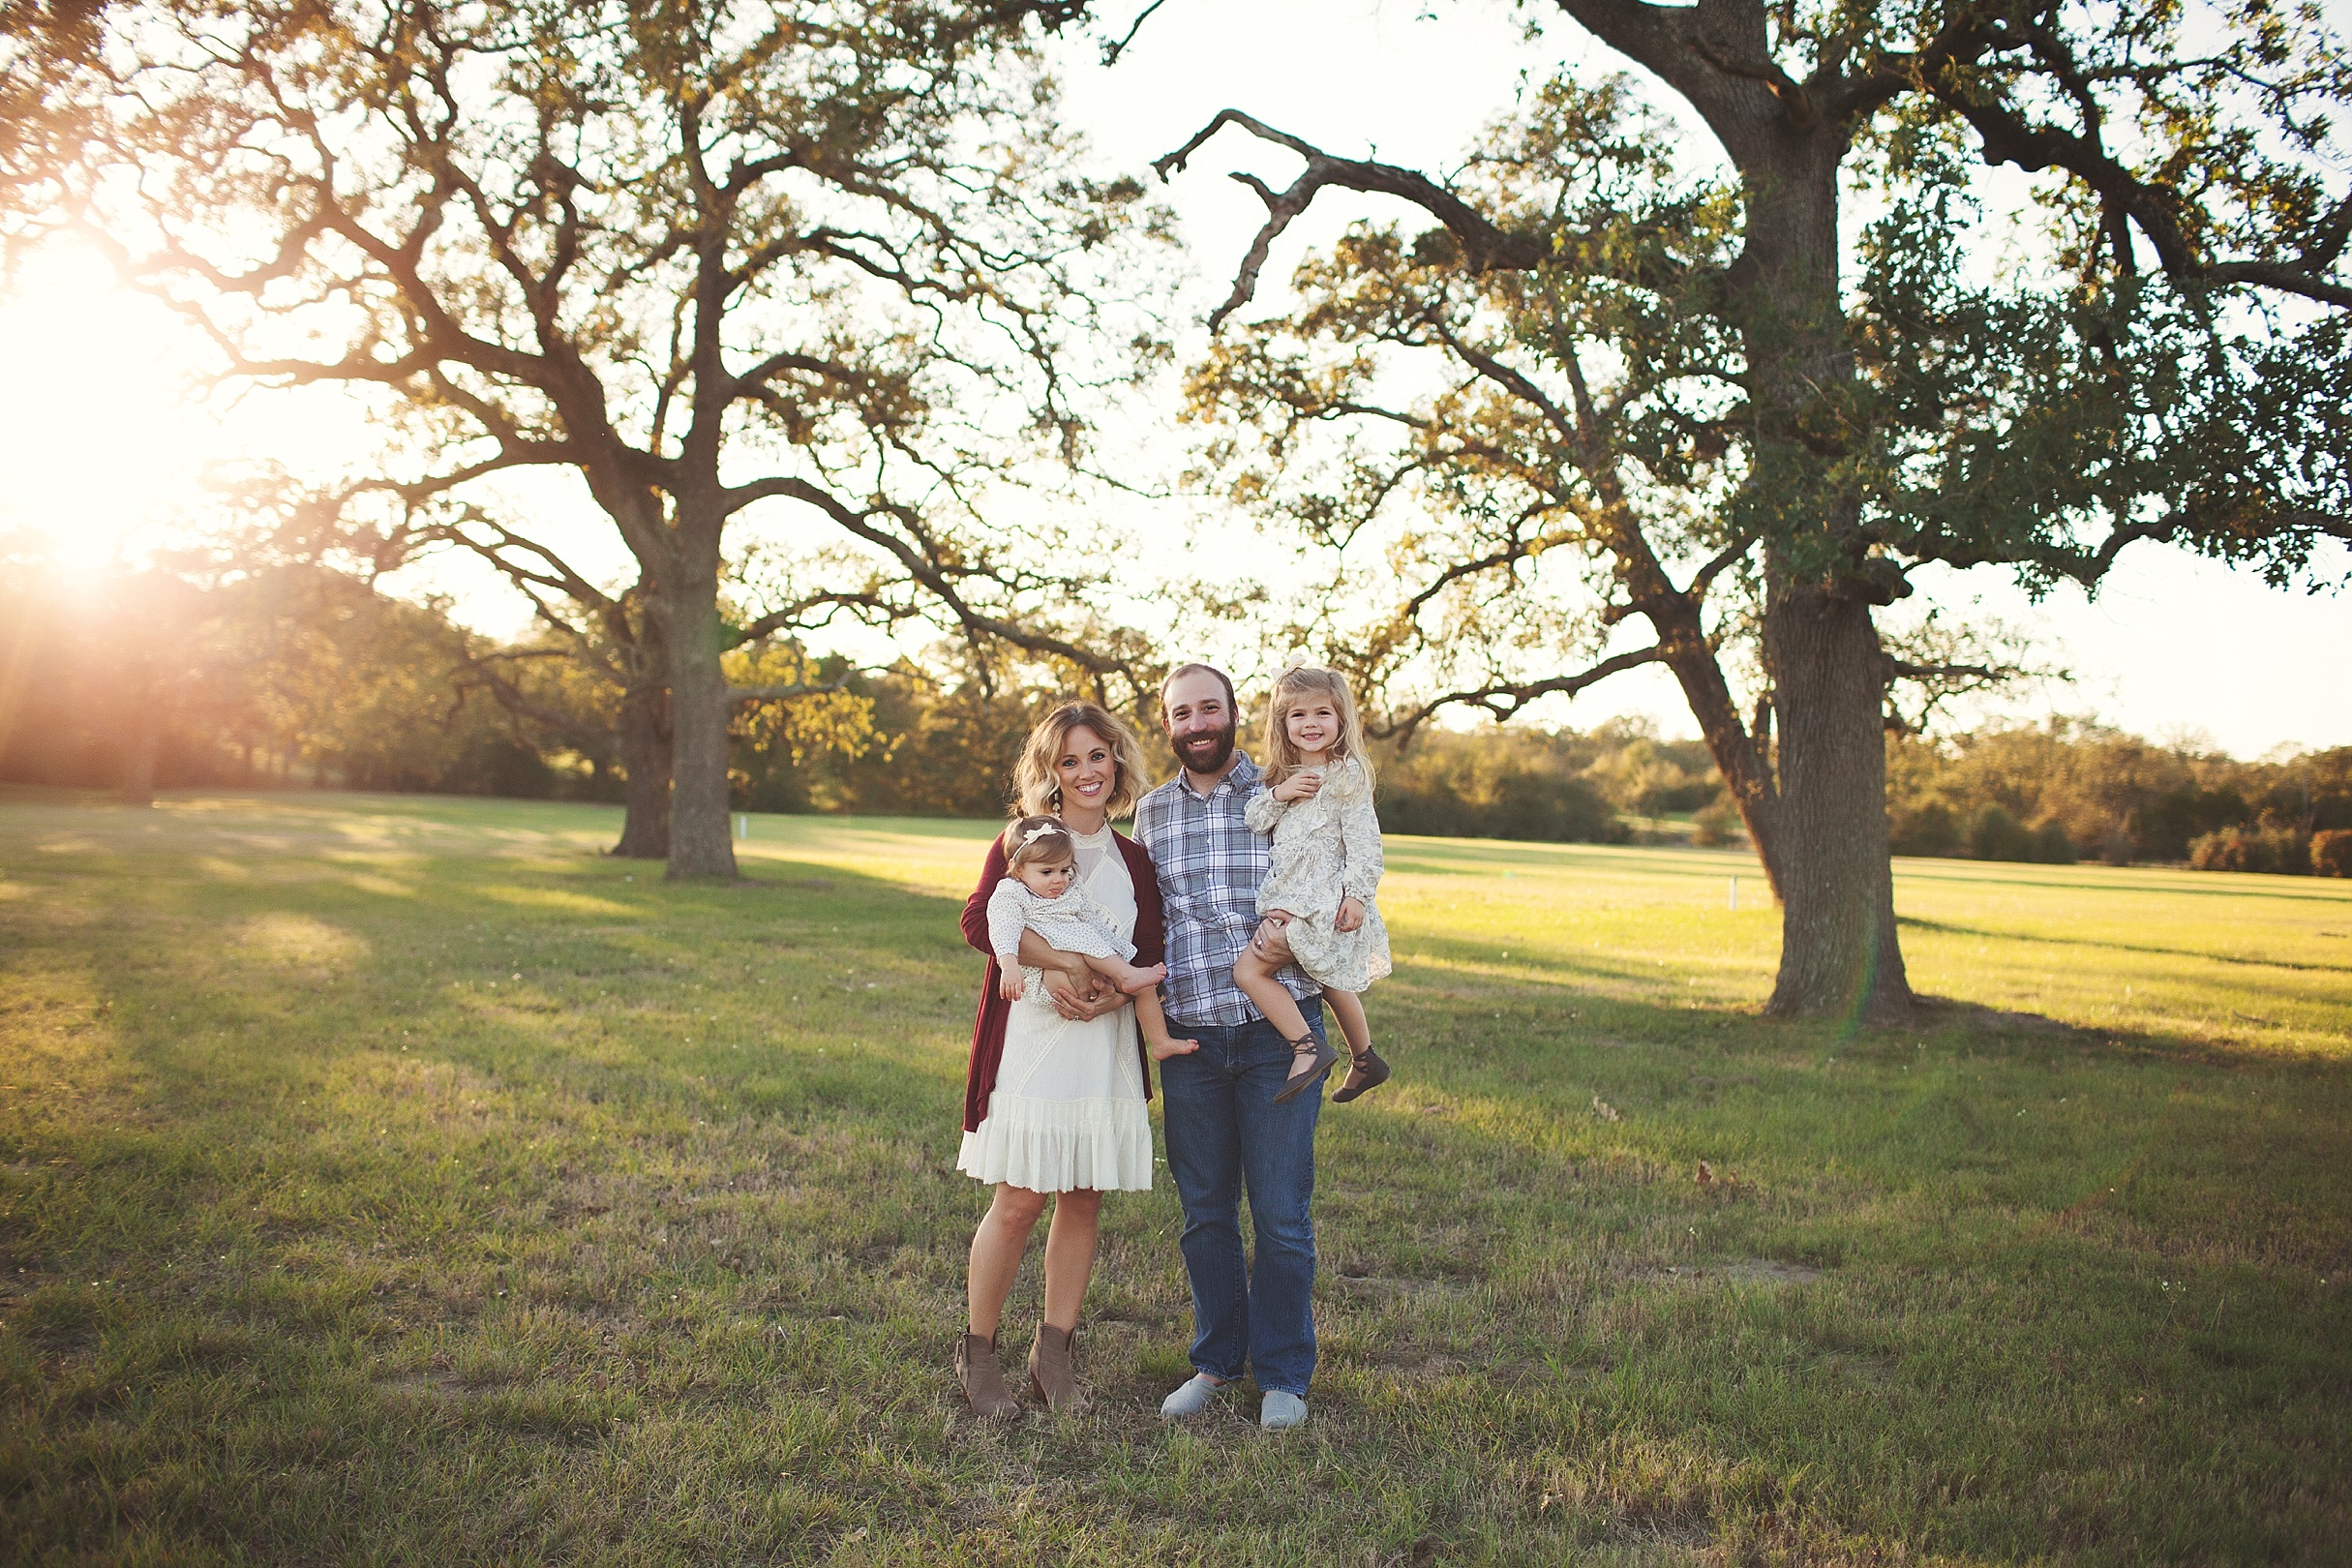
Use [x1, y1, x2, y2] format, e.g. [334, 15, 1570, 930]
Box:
[1730, 874, 1737, 911]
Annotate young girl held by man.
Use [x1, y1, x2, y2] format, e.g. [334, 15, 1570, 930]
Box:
[1233, 665, 1393, 1103]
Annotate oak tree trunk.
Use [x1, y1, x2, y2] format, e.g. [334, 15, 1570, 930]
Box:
[1729, 125, 1915, 1021]
[611, 676, 671, 859]
[119, 699, 156, 806]
[660, 550, 738, 880]
[1761, 580, 1909, 1019]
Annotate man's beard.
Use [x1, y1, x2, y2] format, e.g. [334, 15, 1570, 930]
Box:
[1170, 719, 1236, 776]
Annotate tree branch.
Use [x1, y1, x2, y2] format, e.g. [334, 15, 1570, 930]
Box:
[1099, 0, 1172, 65]
[1154, 110, 1549, 330]
[1888, 658, 2012, 682]
[720, 475, 1138, 680]
[1683, 532, 1759, 599]
[1373, 645, 1670, 742]
[729, 679, 847, 705]
[451, 653, 618, 755]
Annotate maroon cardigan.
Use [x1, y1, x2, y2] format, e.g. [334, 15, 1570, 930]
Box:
[960, 829, 1165, 1134]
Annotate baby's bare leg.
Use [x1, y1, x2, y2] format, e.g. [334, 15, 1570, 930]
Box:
[1079, 951, 1168, 996]
[1234, 916, 1319, 1076]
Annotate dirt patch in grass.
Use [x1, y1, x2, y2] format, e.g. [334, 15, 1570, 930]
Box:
[1639, 1259, 1824, 1286]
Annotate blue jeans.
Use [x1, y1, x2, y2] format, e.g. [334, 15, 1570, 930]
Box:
[1157, 1010, 1325, 1396]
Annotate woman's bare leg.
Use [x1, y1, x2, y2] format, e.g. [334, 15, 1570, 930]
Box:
[1039, 1189, 1103, 1332]
[967, 1184, 1049, 1340]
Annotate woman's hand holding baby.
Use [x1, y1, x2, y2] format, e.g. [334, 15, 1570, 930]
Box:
[1336, 895, 1367, 933]
[1040, 965, 1123, 1022]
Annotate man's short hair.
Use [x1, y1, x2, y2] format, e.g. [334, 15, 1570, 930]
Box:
[1161, 662, 1236, 719]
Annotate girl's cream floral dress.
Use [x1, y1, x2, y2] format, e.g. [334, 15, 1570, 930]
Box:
[1244, 755, 1392, 993]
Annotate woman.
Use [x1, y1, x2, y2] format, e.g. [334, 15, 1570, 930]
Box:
[953, 702, 1189, 1416]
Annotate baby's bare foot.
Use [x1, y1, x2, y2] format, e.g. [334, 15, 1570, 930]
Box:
[1116, 962, 1167, 995]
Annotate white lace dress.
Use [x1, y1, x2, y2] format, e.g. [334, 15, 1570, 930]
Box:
[955, 823, 1153, 1193]
[1245, 755, 1393, 994]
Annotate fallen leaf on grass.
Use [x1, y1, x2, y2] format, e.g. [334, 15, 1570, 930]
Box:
[1590, 1096, 1621, 1123]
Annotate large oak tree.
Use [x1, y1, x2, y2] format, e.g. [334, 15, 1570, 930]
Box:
[44, 0, 1158, 876]
[418, 515, 867, 859]
[1152, 0, 2351, 1018]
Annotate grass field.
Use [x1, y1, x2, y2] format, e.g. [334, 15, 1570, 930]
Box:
[1, 789, 2347, 1565]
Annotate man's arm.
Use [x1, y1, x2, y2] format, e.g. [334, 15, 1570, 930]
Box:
[1134, 791, 1211, 930]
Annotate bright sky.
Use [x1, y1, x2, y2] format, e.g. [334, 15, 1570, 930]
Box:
[1, 0, 2344, 758]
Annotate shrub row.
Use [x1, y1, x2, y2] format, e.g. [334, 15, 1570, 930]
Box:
[1890, 801, 2077, 863]
[2191, 826, 2352, 877]
[1887, 720, 2352, 872]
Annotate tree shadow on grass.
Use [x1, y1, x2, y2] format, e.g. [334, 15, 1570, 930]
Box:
[1901, 914, 2352, 975]
[1893, 859, 2352, 902]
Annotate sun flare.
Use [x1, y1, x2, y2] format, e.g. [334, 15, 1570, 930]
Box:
[0, 247, 219, 567]
[0, 244, 370, 574]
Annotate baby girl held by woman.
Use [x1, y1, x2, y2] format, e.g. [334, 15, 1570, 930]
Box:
[1233, 665, 1394, 1103]
[987, 816, 1167, 1004]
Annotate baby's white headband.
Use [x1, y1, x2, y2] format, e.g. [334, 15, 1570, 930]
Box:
[1017, 824, 1063, 848]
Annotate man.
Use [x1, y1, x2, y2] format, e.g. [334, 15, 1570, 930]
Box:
[1132, 662, 1327, 1431]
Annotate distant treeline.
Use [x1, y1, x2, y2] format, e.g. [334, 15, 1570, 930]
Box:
[732, 664, 1730, 845]
[0, 554, 1737, 843]
[0, 559, 559, 801]
[1887, 723, 2352, 877]
[4, 556, 2344, 875]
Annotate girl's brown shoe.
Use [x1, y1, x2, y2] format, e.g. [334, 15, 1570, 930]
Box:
[955, 1330, 1020, 1418]
[1272, 1034, 1338, 1104]
[1331, 1046, 1391, 1103]
[1027, 1322, 1084, 1413]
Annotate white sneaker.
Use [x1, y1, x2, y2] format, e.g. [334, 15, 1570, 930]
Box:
[1259, 1390, 1309, 1430]
[1159, 1373, 1226, 1419]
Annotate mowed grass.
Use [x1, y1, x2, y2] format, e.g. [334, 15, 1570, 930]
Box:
[1, 790, 2347, 1565]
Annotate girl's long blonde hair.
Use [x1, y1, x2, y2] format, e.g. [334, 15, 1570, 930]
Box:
[1261, 665, 1374, 793]
[1010, 702, 1152, 820]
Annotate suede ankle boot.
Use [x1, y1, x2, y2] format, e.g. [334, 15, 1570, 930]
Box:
[955, 1329, 1019, 1418]
[1027, 1322, 1082, 1413]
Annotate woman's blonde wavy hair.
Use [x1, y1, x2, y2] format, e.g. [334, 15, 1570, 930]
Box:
[1011, 702, 1151, 821]
[1261, 665, 1374, 793]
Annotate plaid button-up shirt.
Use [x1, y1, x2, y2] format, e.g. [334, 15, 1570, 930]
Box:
[1133, 753, 1317, 1028]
